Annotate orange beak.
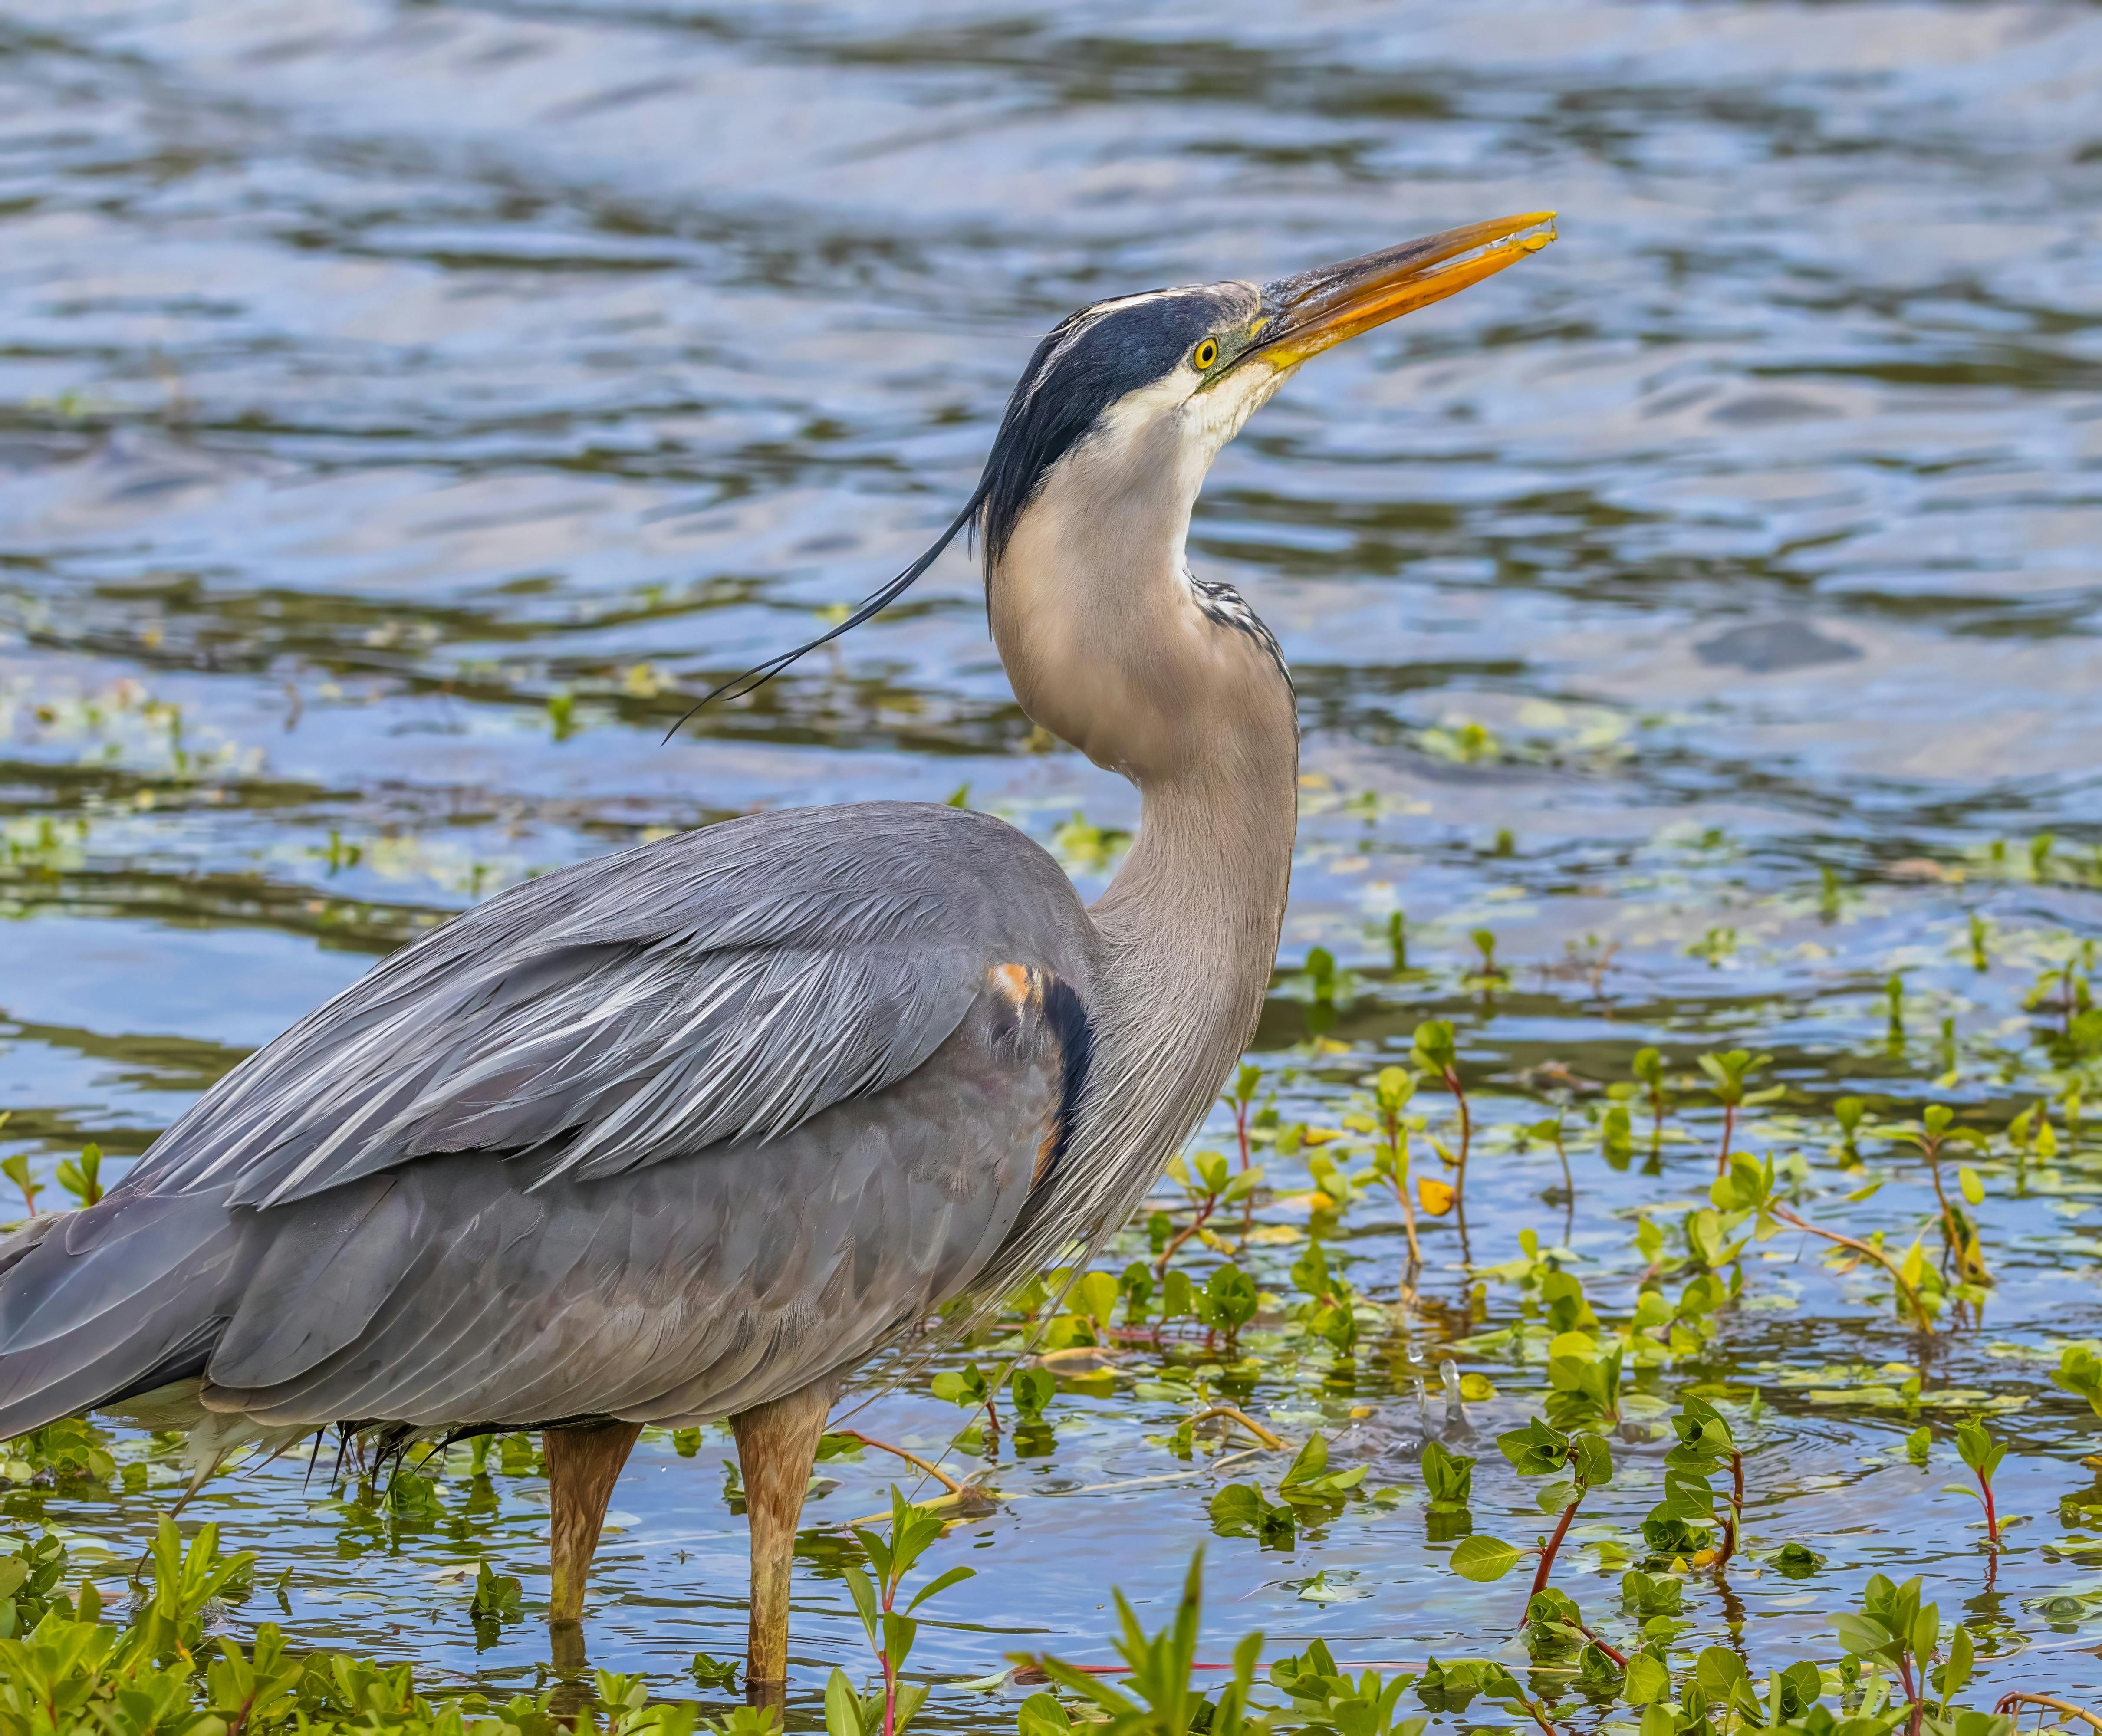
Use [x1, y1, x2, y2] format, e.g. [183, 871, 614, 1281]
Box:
[1237, 211, 1557, 370]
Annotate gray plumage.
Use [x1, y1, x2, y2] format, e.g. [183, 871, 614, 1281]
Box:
[0, 806, 1093, 1434]
[0, 211, 1550, 1680]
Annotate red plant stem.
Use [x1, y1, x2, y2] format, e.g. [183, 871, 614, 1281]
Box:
[1386, 1106, 1423, 1282]
[1714, 1452, 1744, 1569]
[1575, 1623, 1627, 1669]
[1154, 1191, 1218, 1276]
[1898, 1654, 1921, 1736]
[879, 1579, 899, 1736]
[1977, 1463, 2000, 1546]
[1445, 1068, 1473, 1261]
[1770, 1204, 1933, 1331]
[1445, 1068, 1473, 1174]
[1715, 1102, 1737, 1178]
[1527, 1490, 1583, 1604]
[1234, 1099, 1252, 1170]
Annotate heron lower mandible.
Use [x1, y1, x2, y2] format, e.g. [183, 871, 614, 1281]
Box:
[0, 210, 1553, 1694]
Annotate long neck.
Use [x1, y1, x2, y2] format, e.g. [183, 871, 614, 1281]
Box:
[1080, 725, 1298, 1204]
[1091, 727, 1299, 1105]
[982, 428, 1301, 1263]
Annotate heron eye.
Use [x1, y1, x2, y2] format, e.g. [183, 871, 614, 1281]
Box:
[1192, 338, 1219, 370]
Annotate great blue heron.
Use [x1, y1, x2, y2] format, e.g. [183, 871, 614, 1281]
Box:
[0, 211, 1553, 1692]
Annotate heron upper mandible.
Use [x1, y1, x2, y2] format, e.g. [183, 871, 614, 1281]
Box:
[0, 211, 1553, 1693]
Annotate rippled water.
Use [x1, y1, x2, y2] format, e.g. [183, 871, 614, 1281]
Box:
[4, 0, 2102, 1720]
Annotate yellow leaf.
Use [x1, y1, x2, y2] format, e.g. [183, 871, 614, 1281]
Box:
[1958, 1166, 1984, 1206]
[1243, 1224, 1303, 1246]
[2038, 1119, 2059, 1158]
[1418, 1177, 1457, 1218]
[1301, 1127, 1342, 1146]
[1459, 1374, 1497, 1401]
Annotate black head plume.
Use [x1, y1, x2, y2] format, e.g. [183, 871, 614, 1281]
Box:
[664, 282, 1242, 738]
[661, 484, 987, 742]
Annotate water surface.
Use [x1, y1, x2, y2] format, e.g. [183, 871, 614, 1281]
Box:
[3, 0, 2102, 1719]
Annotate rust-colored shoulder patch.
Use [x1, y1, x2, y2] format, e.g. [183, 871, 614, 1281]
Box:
[980, 963, 1092, 1193]
[987, 962, 1038, 1009]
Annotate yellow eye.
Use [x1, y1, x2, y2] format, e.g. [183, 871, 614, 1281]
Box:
[1193, 338, 1218, 369]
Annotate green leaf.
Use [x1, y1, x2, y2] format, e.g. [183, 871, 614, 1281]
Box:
[905, 1564, 976, 1613]
[1955, 1418, 2007, 1483]
[1936, 1623, 1974, 1704]
[1695, 1646, 1750, 1710]
[1497, 1417, 1570, 1478]
[1571, 1433, 1614, 1489]
[1831, 1612, 1894, 1659]
[1010, 1367, 1056, 1420]
[1420, 1437, 1476, 1509]
[1016, 1692, 1073, 1736]
[841, 1563, 881, 1648]
[824, 1667, 865, 1736]
[1622, 1653, 1671, 1707]
[1448, 1536, 1525, 1582]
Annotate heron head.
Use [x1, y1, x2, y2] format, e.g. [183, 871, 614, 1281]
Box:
[670, 211, 1553, 739]
[973, 212, 1554, 778]
[977, 211, 1557, 569]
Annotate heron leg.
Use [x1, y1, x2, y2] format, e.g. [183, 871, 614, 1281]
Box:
[543, 1419, 642, 1645]
[730, 1378, 838, 1703]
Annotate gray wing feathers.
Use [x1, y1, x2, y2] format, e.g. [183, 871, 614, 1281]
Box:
[131, 804, 1083, 1209]
[0, 803, 1093, 1436]
[201, 991, 1061, 1427]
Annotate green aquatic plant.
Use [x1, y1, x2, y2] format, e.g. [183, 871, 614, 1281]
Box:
[1520, 1113, 1573, 1201]
[929, 1362, 1000, 1446]
[1361, 1065, 1425, 1285]
[1288, 1240, 1358, 1359]
[1268, 1638, 1422, 1736]
[1446, 1416, 1612, 1604]
[832, 1487, 974, 1736]
[1626, 1046, 1671, 1153]
[1951, 1416, 2008, 1549]
[1154, 1150, 1262, 1274]
[1697, 1048, 1780, 1177]
[1409, 1020, 1471, 1239]
[0, 1154, 39, 1219]
[1016, 1553, 1268, 1736]
[1902, 1105, 1991, 1286]
[54, 1144, 102, 1209]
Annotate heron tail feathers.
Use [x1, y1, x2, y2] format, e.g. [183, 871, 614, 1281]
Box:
[0, 1192, 239, 1440]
